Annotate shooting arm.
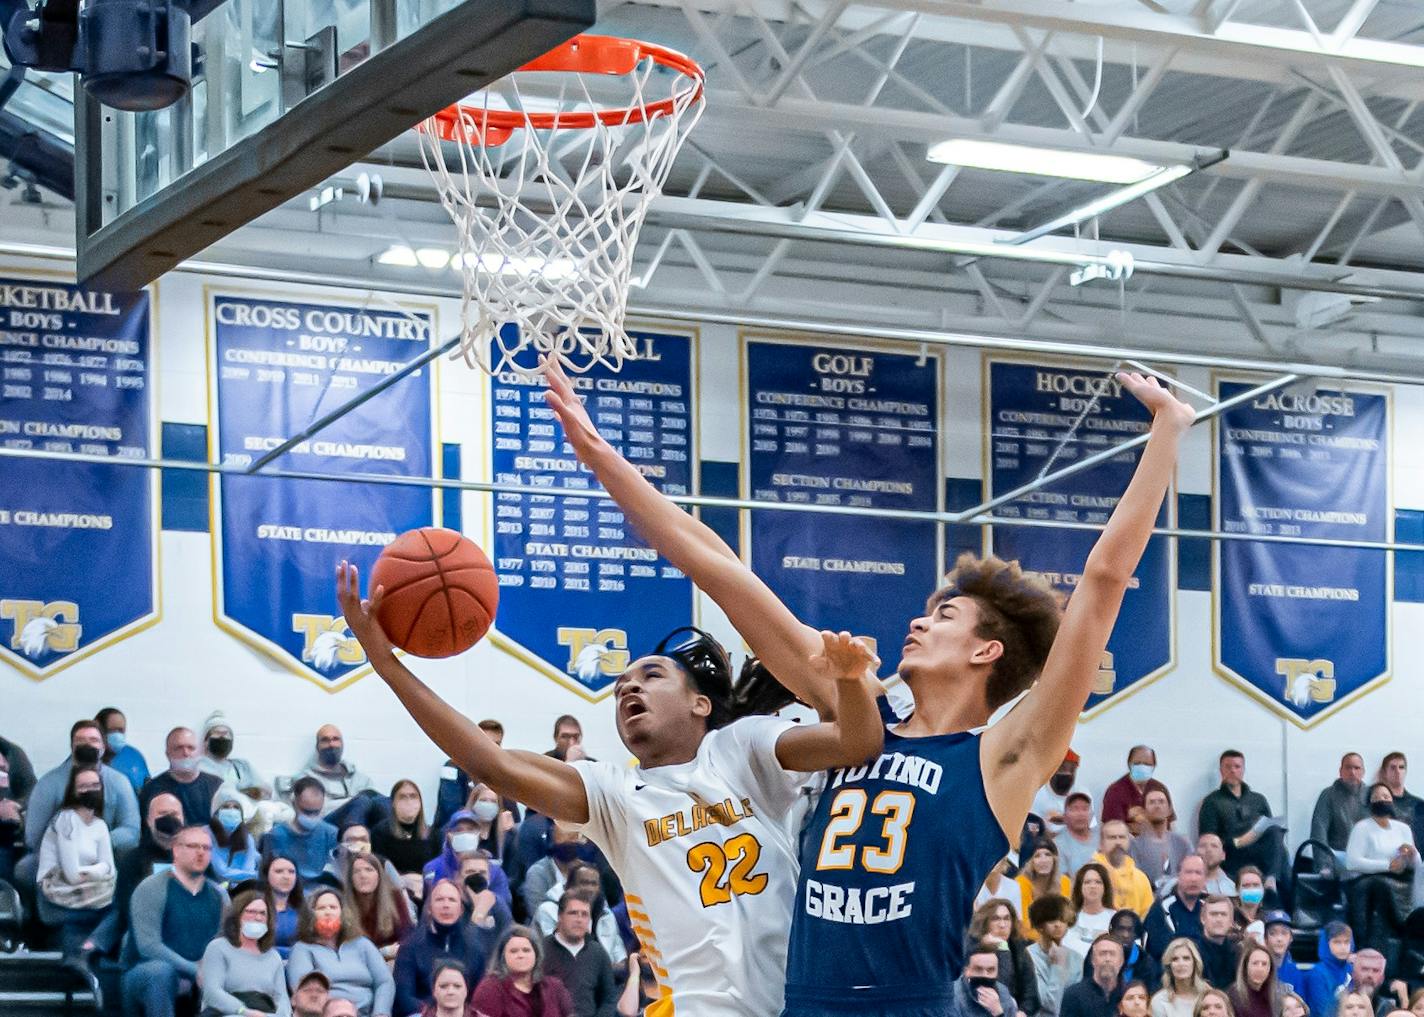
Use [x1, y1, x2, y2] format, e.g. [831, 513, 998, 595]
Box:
[774, 632, 885, 771]
[982, 374, 1192, 837]
[337, 563, 589, 823]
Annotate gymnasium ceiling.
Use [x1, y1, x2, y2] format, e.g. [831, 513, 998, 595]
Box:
[5, 0, 1424, 374]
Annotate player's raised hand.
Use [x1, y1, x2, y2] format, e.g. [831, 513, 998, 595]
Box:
[336, 560, 393, 658]
[1117, 371, 1195, 433]
[542, 356, 611, 461]
[809, 630, 879, 683]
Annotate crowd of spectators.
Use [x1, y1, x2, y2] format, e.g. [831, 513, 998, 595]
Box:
[7, 718, 1424, 1017]
[0, 712, 646, 1017]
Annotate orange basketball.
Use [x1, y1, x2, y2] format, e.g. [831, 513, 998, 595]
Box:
[370, 528, 498, 657]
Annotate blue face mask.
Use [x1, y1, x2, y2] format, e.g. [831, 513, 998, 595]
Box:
[106, 732, 127, 753]
[1129, 764, 1154, 783]
[1240, 887, 1265, 906]
[296, 812, 323, 831]
[217, 809, 242, 834]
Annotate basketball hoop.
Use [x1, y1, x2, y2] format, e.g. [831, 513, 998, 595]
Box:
[417, 35, 706, 376]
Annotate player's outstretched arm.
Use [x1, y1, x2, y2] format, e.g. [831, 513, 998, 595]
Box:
[981, 372, 1193, 835]
[337, 561, 590, 823]
[773, 631, 885, 772]
[542, 358, 836, 714]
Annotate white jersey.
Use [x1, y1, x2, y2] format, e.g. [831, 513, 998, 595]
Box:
[570, 716, 811, 1017]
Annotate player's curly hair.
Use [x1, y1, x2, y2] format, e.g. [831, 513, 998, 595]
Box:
[925, 553, 1063, 711]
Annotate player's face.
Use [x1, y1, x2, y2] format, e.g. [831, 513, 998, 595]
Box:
[899, 596, 997, 689]
[503, 935, 537, 976]
[613, 656, 708, 755]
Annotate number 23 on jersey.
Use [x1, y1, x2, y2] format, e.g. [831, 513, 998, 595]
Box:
[816, 789, 915, 873]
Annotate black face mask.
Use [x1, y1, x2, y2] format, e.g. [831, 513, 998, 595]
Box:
[207, 736, 233, 759]
[968, 977, 999, 994]
[76, 790, 103, 811]
[153, 814, 182, 837]
[1370, 800, 1396, 819]
[464, 872, 488, 894]
[317, 747, 342, 768]
[73, 744, 101, 766]
[1048, 773, 1075, 796]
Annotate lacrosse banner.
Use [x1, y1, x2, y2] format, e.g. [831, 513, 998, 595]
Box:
[210, 293, 437, 690]
[743, 335, 941, 675]
[0, 275, 156, 679]
[985, 356, 1174, 716]
[1214, 377, 1390, 726]
[486, 327, 696, 700]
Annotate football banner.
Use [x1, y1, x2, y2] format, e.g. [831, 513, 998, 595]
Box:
[0, 275, 156, 678]
[1214, 378, 1390, 726]
[211, 294, 437, 689]
[487, 328, 696, 699]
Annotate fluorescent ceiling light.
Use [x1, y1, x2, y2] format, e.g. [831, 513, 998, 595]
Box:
[376, 245, 418, 267]
[926, 138, 1165, 184]
[415, 247, 451, 270]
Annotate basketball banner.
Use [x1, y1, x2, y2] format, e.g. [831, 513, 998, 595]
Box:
[985, 356, 1175, 716]
[0, 275, 156, 679]
[487, 327, 696, 700]
[742, 336, 941, 674]
[210, 293, 437, 690]
[1214, 378, 1390, 726]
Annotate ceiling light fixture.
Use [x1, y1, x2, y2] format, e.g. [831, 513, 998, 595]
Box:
[925, 138, 1167, 184]
[376, 245, 418, 267]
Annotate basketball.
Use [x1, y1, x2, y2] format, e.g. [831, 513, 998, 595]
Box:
[369, 528, 499, 658]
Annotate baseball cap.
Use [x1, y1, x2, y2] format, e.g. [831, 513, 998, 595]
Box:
[296, 971, 331, 990]
[1065, 791, 1093, 807]
[1263, 910, 1292, 929]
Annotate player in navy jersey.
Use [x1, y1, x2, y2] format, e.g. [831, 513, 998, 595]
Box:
[544, 361, 1194, 1017]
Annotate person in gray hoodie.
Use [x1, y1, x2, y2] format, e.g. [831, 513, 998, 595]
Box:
[1311, 753, 1368, 858]
[280, 726, 378, 828]
[955, 941, 1021, 1017]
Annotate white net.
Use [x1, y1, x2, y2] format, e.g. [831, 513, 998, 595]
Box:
[417, 38, 705, 376]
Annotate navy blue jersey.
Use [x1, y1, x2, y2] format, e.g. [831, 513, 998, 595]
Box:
[782, 697, 1009, 1012]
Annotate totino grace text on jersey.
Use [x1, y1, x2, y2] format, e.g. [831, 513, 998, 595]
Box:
[644, 797, 757, 847]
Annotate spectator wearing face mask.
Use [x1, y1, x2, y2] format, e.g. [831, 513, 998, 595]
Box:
[22, 720, 141, 883]
[89, 791, 186, 957]
[140, 727, 229, 828]
[1057, 793, 1101, 880]
[1344, 782, 1416, 953]
[198, 711, 272, 800]
[522, 827, 591, 922]
[285, 726, 377, 827]
[1231, 866, 1276, 935]
[198, 887, 292, 1017]
[955, 940, 1021, 1017]
[371, 780, 439, 880]
[1034, 751, 1088, 837]
[464, 782, 515, 865]
[1102, 748, 1170, 828]
[262, 777, 338, 882]
[458, 854, 513, 935]
[209, 788, 260, 884]
[36, 763, 115, 958]
[424, 810, 513, 913]
[967, 897, 1041, 1017]
[96, 708, 150, 795]
[1130, 789, 1191, 891]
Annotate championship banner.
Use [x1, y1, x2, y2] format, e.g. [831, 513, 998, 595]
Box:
[1214, 378, 1390, 726]
[985, 357, 1174, 715]
[488, 328, 695, 700]
[0, 275, 156, 679]
[743, 336, 941, 674]
[210, 294, 437, 690]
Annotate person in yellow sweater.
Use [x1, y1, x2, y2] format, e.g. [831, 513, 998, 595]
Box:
[1092, 820, 1155, 918]
[1016, 839, 1074, 938]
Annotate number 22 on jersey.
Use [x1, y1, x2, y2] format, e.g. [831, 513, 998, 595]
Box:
[686, 833, 768, 907]
[816, 789, 915, 873]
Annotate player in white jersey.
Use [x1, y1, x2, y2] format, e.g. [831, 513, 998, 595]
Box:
[336, 567, 883, 1017]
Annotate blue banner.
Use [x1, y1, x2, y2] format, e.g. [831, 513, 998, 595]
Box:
[211, 295, 437, 689]
[0, 276, 156, 679]
[743, 338, 940, 673]
[1215, 379, 1389, 726]
[489, 328, 695, 699]
[986, 358, 1174, 714]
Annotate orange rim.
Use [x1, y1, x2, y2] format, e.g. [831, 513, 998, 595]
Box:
[422, 35, 705, 147]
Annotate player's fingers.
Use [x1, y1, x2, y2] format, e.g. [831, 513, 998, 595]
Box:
[370, 584, 386, 613]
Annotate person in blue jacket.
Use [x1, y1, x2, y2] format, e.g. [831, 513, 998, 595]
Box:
[1303, 921, 1354, 1017]
[1264, 912, 1305, 994]
[97, 708, 150, 795]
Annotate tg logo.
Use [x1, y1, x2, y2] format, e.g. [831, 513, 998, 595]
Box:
[293, 614, 365, 673]
[1, 600, 82, 659]
[1276, 657, 1337, 708]
[558, 627, 630, 683]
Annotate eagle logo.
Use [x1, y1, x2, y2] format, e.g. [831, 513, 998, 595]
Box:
[573, 639, 620, 683]
[312, 630, 355, 672]
[19, 617, 59, 659]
